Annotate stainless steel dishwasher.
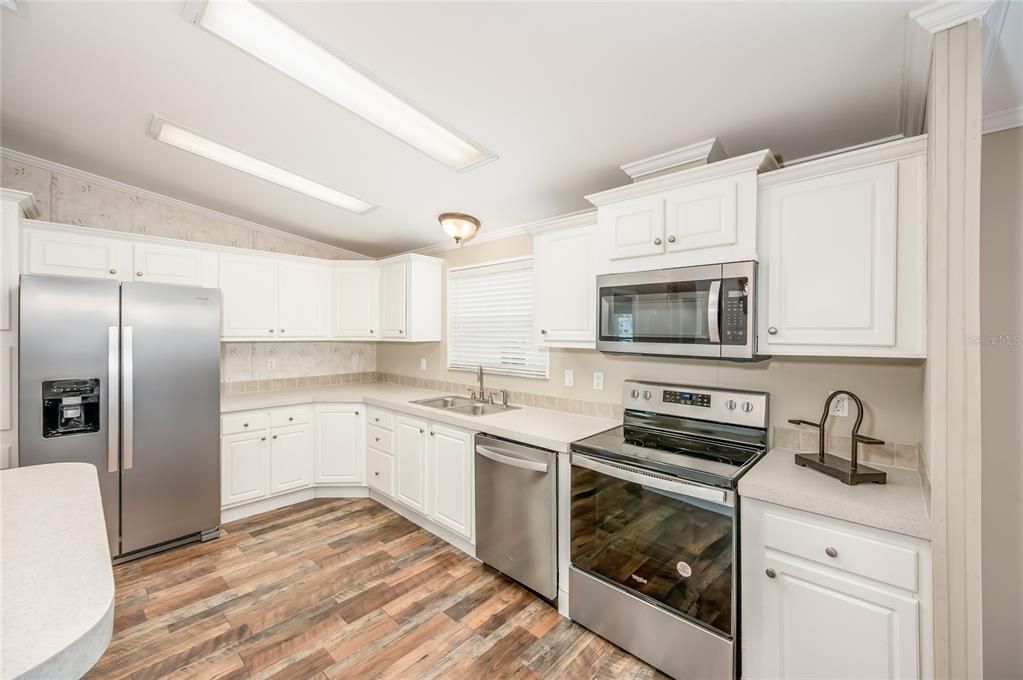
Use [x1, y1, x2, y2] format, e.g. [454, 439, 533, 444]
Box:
[474, 434, 558, 599]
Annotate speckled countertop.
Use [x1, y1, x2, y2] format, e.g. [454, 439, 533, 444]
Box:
[221, 383, 619, 453]
[739, 448, 931, 540]
[1, 463, 114, 680]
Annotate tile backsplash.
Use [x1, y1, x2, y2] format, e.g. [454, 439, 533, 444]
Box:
[221, 342, 376, 390]
[772, 425, 920, 470]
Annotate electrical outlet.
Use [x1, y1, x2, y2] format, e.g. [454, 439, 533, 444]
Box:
[829, 392, 849, 417]
[420, 358, 427, 371]
[267, 358, 276, 371]
[563, 369, 574, 387]
[593, 372, 604, 390]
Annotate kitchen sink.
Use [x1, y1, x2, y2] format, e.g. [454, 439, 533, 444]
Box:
[410, 395, 519, 416]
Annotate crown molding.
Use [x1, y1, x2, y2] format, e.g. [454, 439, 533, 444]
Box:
[759, 135, 927, 188]
[619, 138, 726, 181]
[0, 187, 40, 218]
[0, 146, 371, 260]
[518, 208, 597, 236]
[910, 0, 995, 34]
[585, 149, 777, 207]
[900, 16, 934, 136]
[983, 105, 1023, 134]
[780, 134, 906, 167]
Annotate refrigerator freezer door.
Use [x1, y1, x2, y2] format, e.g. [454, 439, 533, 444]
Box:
[119, 282, 221, 554]
[19, 275, 122, 555]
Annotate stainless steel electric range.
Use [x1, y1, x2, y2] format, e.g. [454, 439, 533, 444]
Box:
[569, 380, 769, 680]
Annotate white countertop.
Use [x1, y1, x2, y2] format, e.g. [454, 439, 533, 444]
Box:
[1, 463, 114, 680]
[739, 449, 931, 540]
[221, 383, 619, 453]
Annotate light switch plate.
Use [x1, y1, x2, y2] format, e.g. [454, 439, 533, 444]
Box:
[593, 372, 604, 390]
[420, 358, 427, 371]
[267, 358, 276, 370]
[563, 369, 574, 387]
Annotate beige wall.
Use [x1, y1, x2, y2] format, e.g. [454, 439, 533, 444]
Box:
[979, 126, 1023, 680]
[377, 236, 925, 445]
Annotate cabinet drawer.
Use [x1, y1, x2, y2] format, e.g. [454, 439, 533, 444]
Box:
[270, 406, 311, 428]
[222, 411, 269, 436]
[367, 425, 393, 453]
[762, 510, 919, 591]
[367, 449, 394, 496]
[366, 407, 394, 431]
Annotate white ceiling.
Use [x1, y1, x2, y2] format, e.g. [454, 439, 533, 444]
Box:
[1, 1, 925, 257]
[983, 0, 1023, 119]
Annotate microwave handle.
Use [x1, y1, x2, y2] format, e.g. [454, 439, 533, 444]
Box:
[708, 280, 721, 344]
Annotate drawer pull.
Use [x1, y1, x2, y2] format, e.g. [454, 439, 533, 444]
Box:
[765, 568, 776, 579]
[260, 436, 266, 441]
[374, 471, 380, 477]
[825, 546, 838, 558]
[375, 437, 381, 442]
[243, 423, 249, 428]
[272, 434, 278, 440]
[288, 416, 294, 421]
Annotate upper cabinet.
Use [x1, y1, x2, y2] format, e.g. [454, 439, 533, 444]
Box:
[220, 253, 278, 339]
[380, 261, 407, 339]
[276, 260, 330, 339]
[525, 211, 597, 349]
[756, 137, 927, 357]
[586, 150, 777, 274]
[24, 226, 130, 280]
[132, 242, 217, 287]
[376, 254, 443, 343]
[334, 264, 379, 339]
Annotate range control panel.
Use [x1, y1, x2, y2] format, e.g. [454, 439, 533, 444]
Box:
[622, 380, 769, 428]
[663, 390, 712, 407]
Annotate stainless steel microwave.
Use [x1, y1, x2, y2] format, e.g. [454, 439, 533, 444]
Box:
[596, 261, 758, 360]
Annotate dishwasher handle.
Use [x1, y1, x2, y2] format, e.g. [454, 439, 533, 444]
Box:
[477, 445, 549, 473]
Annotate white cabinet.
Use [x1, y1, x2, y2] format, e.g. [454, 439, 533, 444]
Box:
[219, 253, 277, 339]
[757, 137, 927, 357]
[24, 227, 129, 280]
[742, 498, 932, 680]
[314, 404, 364, 485]
[602, 196, 665, 261]
[132, 242, 217, 287]
[531, 219, 596, 348]
[269, 423, 313, 494]
[221, 431, 270, 505]
[663, 176, 738, 253]
[334, 265, 379, 339]
[428, 424, 474, 541]
[380, 261, 407, 339]
[276, 260, 330, 338]
[394, 415, 428, 513]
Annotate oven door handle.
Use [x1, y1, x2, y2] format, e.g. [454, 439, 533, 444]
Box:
[572, 453, 731, 507]
[707, 280, 721, 344]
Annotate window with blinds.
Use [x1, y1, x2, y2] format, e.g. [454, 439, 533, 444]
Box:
[447, 258, 549, 379]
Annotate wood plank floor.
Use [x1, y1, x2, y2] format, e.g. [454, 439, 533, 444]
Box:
[86, 498, 667, 679]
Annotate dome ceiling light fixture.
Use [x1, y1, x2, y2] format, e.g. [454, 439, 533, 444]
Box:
[439, 212, 480, 245]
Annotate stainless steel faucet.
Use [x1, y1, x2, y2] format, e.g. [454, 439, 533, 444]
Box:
[476, 365, 485, 402]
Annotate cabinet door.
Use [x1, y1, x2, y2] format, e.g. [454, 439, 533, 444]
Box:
[334, 266, 380, 339]
[24, 228, 129, 280]
[534, 225, 595, 346]
[277, 260, 330, 338]
[269, 423, 313, 494]
[133, 242, 215, 286]
[221, 431, 270, 505]
[600, 196, 664, 261]
[394, 416, 428, 513]
[380, 262, 408, 338]
[760, 163, 898, 349]
[428, 424, 473, 540]
[663, 176, 738, 253]
[758, 554, 920, 680]
[314, 404, 364, 484]
[219, 253, 277, 339]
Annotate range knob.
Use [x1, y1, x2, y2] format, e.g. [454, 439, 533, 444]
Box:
[643, 390, 652, 400]
[630, 389, 640, 398]
[742, 401, 754, 414]
[725, 399, 737, 411]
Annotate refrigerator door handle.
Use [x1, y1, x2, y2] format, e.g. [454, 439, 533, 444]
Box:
[107, 326, 120, 473]
[122, 325, 134, 470]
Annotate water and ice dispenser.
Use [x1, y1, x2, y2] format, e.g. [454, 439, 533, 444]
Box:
[41, 379, 101, 438]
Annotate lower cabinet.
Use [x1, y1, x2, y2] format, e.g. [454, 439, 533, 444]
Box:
[314, 404, 364, 484]
[428, 424, 474, 540]
[220, 406, 313, 507]
[221, 431, 270, 505]
[366, 448, 394, 496]
[269, 423, 313, 494]
[741, 498, 931, 680]
[395, 415, 429, 513]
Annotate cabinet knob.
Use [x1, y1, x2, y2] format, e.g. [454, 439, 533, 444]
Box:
[370, 329, 375, 334]
[269, 329, 275, 334]
[272, 434, 278, 440]
[260, 436, 266, 441]
[136, 271, 144, 277]
[280, 329, 286, 334]
[767, 327, 778, 335]
[399, 330, 404, 334]
[653, 237, 662, 245]
[825, 546, 838, 558]
[419, 428, 425, 434]
[355, 411, 359, 415]
[667, 235, 676, 243]
[374, 471, 380, 476]
[109, 268, 117, 275]
[430, 431, 435, 436]
[375, 437, 381, 442]
[540, 329, 547, 335]
[243, 422, 249, 428]
[288, 416, 294, 421]
[765, 568, 776, 579]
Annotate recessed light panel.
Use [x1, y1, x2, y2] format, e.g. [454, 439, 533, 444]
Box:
[151, 117, 377, 214]
[191, 0, 496, 172]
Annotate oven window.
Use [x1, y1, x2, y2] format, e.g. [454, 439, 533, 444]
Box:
[570, 463, 734, 637]
[599, 279, 714, 344]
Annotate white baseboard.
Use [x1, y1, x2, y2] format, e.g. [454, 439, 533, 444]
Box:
[314, 486, 370, 499]
[368, 490, 477, 559]
[220, 485, 369, 523]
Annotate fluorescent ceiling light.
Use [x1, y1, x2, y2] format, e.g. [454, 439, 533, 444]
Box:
[150, 117, 376, 214]
[191, 0, 496, 173]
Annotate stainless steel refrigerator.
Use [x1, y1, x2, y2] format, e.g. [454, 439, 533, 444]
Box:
[19, 274, 221, 559]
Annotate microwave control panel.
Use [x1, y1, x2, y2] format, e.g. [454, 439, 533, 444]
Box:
[721, 278, 749, 345]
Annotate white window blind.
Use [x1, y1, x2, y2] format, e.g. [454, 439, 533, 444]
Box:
[448, 258, 549, 379]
